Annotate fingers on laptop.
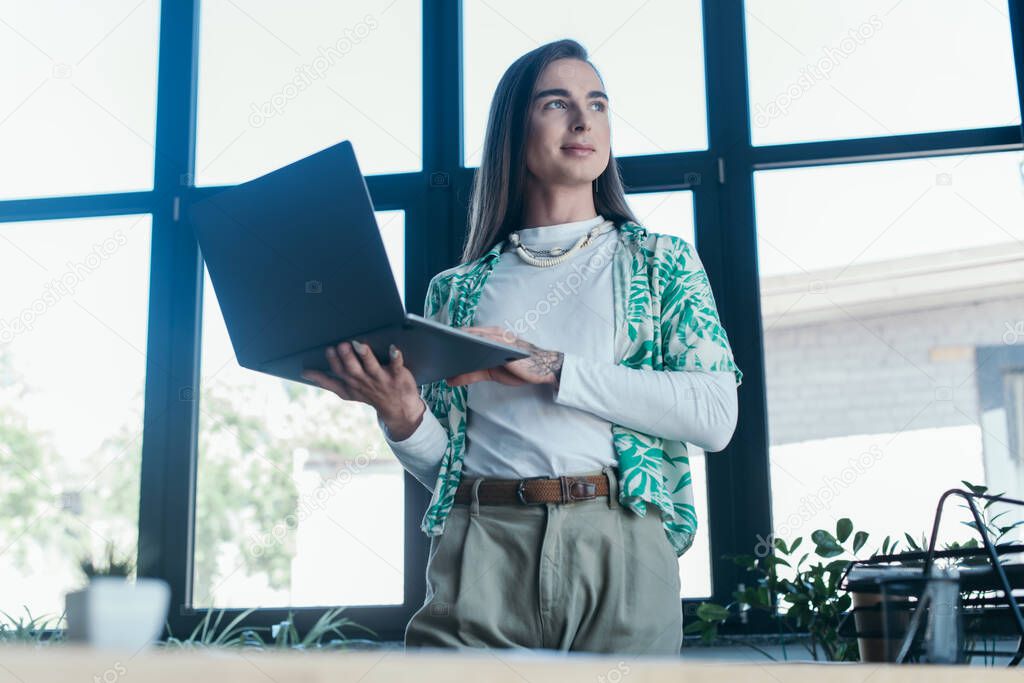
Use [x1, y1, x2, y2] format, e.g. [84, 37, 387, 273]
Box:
[348, 339, 389, 379]
[303, 340, 407, 398]
[300, 343, 356, 399]
[300, 368, 351, 399]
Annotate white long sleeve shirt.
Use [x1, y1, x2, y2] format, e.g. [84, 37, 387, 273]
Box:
[379, 214, 738, 489]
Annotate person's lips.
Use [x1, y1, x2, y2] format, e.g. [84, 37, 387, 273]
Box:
[561, 143, 595, 156]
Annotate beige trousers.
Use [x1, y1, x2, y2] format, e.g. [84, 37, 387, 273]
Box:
[405, 465, 683, 655]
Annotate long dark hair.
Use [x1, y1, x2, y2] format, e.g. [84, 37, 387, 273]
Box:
[460, 39, 639, 264]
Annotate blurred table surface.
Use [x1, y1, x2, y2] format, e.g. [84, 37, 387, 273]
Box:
[1, 644, 1021, 682]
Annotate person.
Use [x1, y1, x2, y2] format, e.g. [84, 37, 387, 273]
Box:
[301, 38, 743, 656]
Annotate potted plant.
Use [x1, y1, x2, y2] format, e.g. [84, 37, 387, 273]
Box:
[65, 542, 170, 650]
[684, 518, 867, 661]
[0, 606, 65, 645]
[162, 606, 379, 650]
[684, 480, 1017, 664]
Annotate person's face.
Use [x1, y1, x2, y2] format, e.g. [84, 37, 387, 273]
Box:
[524, 58, 611, 188]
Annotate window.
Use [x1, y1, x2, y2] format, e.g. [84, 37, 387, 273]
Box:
[626, 189, 709, 598]
[0, 2, 160, 200]
[679, 447, 713, 599]
[376, 210, 406, 307]
[975, 347, 1024, 500]
[462, 0, 707, 167]
[193, 210, 407, 608]
[195, 0, 423, 185]
[745, 0, 1020, 146]
[0, 214, 152, 616]
[754, 150, 1024, 554]
[626, 190, 696, 245]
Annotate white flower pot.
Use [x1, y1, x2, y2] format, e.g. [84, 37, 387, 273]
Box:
[65, 577, 171, 650]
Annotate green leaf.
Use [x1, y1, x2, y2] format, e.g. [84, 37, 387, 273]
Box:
[796, 552, 810, 570]
[852, 530, 869, 554]
[727, 553, 757, 569]
[812, 530, 844, 558]
[982, 491, 1005, 509]
[836, 518, 853, 544]
[824, 559, 850, 574]
[695, 602, 730, 622]
[961, 480, 987, 495]
[683, 620, 708, 635]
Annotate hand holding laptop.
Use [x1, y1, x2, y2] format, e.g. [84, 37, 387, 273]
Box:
[301, 326, 562, 428]
[302, 339, 427, 440]
[443, 326, 564, 388]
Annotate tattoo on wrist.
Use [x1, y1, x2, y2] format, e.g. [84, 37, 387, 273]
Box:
[527, 349, 563, 381]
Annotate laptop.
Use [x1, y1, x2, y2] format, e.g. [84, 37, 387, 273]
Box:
[189, 139, 529, 388]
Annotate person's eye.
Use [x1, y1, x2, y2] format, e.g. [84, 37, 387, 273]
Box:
[544, 99, 567, 110]
[591, 101, 607, 112]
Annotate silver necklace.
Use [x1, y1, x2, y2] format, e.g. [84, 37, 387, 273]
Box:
[506, 218, 616, 267]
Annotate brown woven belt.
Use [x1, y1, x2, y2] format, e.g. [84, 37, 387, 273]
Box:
[454, 473, 610, 505]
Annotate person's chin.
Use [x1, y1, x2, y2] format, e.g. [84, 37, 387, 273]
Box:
[553, 160, 600, 177]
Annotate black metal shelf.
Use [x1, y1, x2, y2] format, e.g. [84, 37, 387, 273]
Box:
[837, 489, 1024, 665]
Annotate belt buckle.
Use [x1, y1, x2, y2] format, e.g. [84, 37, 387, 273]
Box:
[516, 476, 550, 505]
[560, 475, 597, 504]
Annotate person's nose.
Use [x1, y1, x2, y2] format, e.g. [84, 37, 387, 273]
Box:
[571, 107, 592, 133]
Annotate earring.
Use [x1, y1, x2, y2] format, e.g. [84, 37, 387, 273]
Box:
[594, 176, 600, 194]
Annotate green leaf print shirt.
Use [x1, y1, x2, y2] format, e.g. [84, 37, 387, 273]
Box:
[418, 220, 743, 557]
